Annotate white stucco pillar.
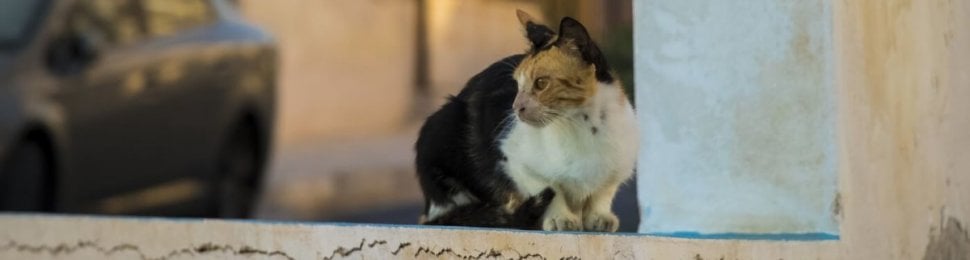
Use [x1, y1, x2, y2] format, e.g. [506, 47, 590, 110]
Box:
[634, 0, 838, 237]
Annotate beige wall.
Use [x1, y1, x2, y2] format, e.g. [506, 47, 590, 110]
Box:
[237, 1, 543, 145]
[426, 1, 544, 101]
[835, 0, 970, 258]
[241, 0, 415, 145]
[238, 0, 418, 145]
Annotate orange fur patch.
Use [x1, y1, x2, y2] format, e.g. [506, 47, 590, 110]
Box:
[515, 46, 598, 110]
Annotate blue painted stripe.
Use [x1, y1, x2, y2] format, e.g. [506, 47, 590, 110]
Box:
[644, 231, 839, 241]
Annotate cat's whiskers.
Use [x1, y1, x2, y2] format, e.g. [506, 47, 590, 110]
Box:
[542, 109, 569, 126]
[491, 111, 518, 145]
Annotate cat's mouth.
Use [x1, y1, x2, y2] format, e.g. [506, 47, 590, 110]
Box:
[517, 110, 555, 127]
[513, 93, 557, 127]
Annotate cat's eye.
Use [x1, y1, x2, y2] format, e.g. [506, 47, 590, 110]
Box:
[533, 78, 549, 91]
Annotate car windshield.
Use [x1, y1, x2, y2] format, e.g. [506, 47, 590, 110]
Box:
[0, 0, 45, 49]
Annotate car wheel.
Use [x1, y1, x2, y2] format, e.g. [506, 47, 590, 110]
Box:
[211, 123, 263, 218]
[0, 139, 52, 211]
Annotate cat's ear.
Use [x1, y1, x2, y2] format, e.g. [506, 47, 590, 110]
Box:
[516, 9, 554, 51]
[557, 17, 614, 82]
[555, 17, 594, 59]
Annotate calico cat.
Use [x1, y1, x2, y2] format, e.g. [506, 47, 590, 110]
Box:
[415, 10, 638, 232]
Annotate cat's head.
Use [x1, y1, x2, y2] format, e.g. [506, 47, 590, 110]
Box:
[512, 10, 614, 128]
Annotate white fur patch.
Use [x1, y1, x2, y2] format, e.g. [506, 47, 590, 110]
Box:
[426, 203, 453, 221]
[500, 82, 639, 205]
[426, 192, 476, 221]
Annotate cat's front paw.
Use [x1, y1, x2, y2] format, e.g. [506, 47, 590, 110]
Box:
[542, 212, 581, 231]
[584, 211, 619, 232]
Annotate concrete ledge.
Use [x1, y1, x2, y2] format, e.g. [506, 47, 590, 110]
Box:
[0, 214, 840, 259]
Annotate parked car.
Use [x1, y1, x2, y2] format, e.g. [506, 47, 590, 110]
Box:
[0, 0, 277, 218]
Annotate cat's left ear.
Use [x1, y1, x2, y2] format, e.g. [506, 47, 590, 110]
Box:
[557, 17, 615, 82]
[556, 17, 596, 61]
[516, 9, 555, 51]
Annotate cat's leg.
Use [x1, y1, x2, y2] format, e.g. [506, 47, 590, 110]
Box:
[509, 165, 581, 231]
[582, 183, 620, 232]
[541, 187, 582, 231]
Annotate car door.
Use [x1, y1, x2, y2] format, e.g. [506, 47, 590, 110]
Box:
[51, 0, 181, 212]
[138, 0, 226, 184]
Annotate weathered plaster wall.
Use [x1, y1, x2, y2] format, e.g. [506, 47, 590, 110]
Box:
[634, 0, 970, 256]
[635, 0, 838, 235]
[835, 0, 970, 258]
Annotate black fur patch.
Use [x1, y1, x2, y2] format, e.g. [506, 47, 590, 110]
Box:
[555, 17, 614, 83]
[525, 22, 555, 52]
[415, 55, 525, 227]
[423, 188, 555, 230]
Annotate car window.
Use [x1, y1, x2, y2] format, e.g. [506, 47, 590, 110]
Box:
[143, 0, 216, 38]
[0, 0, 46, 48]
[67, 0, 146, 46]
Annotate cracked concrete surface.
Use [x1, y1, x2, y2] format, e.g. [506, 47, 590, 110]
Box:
[0, 236, 569, 260]
[1, 240, 294, 260]
[0, 215, 590, 260]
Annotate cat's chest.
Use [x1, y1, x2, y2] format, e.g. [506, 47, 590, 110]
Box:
[498, 106, 638, 190]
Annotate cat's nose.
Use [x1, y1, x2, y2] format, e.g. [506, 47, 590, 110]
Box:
[513, 93, 532, 114]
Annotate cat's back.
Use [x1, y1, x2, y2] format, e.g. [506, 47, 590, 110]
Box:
[415, 54, 528, 218]
[455, 54, 526, 152]
[455, 54, 525, 102]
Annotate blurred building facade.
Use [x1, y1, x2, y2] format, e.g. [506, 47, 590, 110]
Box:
[236, 0, 629, 146]
[237, 0, 544, 146]
[238, 0, 419, 146]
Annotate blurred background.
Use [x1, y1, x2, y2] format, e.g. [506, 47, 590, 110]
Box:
[0, 0, 635, 231]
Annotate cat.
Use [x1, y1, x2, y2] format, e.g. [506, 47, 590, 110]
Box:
[415, 10, 638, 232]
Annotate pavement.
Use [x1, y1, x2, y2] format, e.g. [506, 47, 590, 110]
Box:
[254, 126, 424, 222]
[254, 126, 640, 232]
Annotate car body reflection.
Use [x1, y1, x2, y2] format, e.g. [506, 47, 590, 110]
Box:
[0, 0, 277, 218]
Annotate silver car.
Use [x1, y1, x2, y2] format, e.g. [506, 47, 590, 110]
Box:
[0, 0, 277, 217]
